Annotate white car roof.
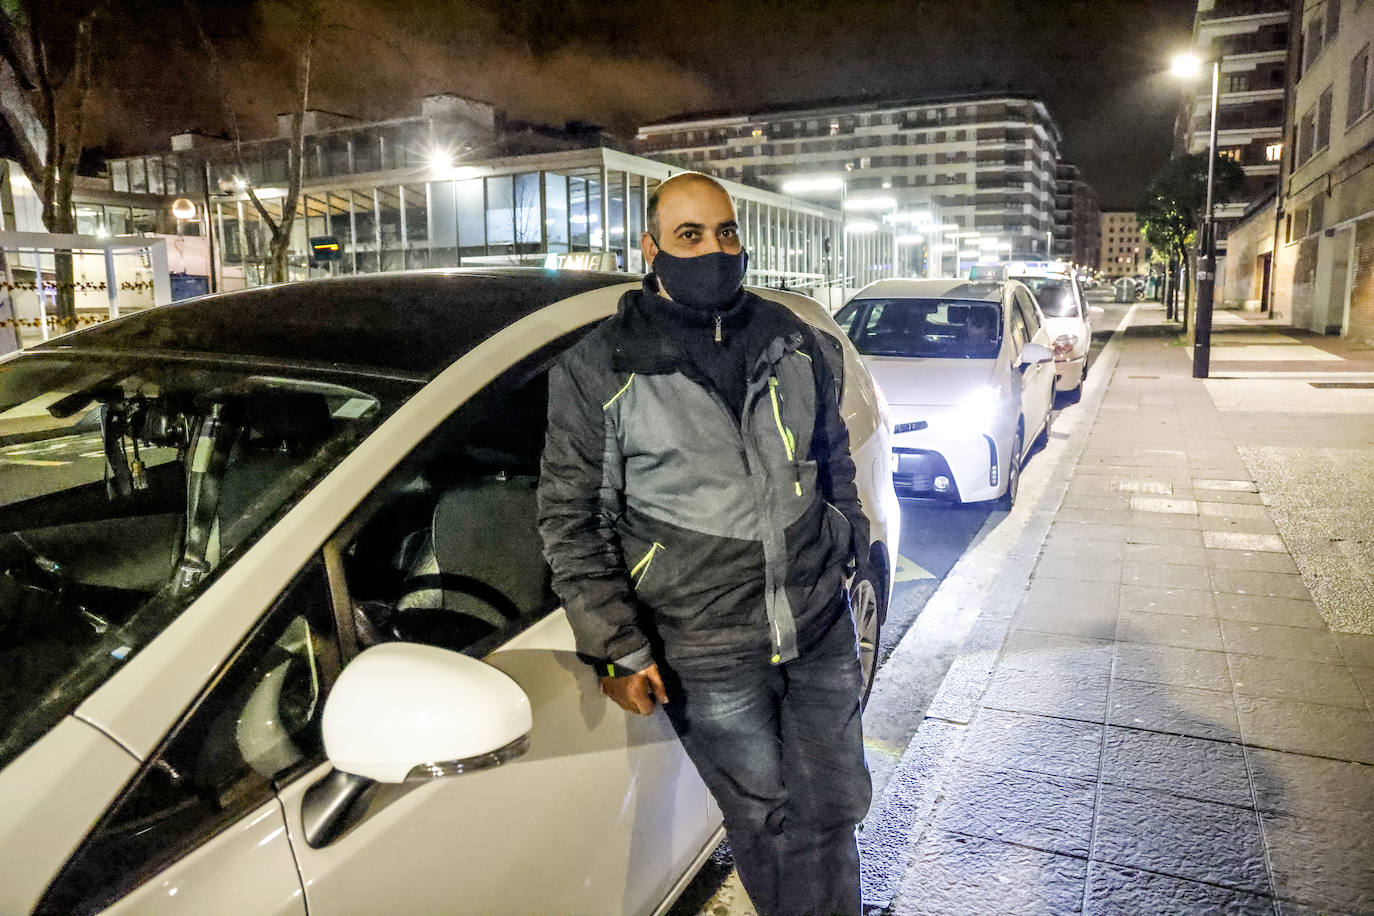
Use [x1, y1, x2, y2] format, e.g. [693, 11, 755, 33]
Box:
[1005, 260, 1074, 276]
[849, 277, 1004, 302]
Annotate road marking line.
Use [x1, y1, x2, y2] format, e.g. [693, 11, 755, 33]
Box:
[0, 458, 68, 467]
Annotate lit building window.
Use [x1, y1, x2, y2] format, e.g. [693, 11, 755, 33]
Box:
[1265, 142, 1283, 161]
[1220, 148, 1243, 162]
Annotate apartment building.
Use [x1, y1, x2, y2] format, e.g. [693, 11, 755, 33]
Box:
[1176, 0, 1290, 239]
[1272, 0, 1374, 338]
[1054, 162, 1101, 269]
[635, 93, 1063, 273]
[1099, 210, 1148, 278]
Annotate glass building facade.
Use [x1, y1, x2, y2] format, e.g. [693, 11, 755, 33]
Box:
[104, 102, 891, 298]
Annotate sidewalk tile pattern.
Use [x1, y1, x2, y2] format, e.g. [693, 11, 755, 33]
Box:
[885, 310, 1374, 916]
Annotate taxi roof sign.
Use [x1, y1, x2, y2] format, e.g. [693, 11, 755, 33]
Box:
[968, 263, 1007, 281]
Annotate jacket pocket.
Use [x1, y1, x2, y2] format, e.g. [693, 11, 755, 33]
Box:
[768, 376, 803, 496]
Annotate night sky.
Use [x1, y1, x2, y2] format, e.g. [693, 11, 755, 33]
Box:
[86, 0, 1200, 208]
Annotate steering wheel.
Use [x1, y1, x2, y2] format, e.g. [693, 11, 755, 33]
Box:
[388, 573, 520, 652]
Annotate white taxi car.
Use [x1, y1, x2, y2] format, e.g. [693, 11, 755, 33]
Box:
[0, 270, 899, 915]
[834, 278, 1055, 509]
[1005, 261, 1105, 401]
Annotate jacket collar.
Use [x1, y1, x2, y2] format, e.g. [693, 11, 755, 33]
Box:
[611, 277, 805, 378]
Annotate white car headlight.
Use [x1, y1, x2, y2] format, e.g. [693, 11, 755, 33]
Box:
[929, 385, 1003, 435]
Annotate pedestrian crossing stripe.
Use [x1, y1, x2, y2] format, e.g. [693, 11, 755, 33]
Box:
[893, 554, 936, 582]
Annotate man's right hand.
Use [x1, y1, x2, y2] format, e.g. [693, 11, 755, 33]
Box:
[600, 663, 669, 715]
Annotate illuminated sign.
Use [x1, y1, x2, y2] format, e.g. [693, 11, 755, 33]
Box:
[543, 251, 619, 272]
[309, 236, 342, 262]
[969, 264, 1007, 281]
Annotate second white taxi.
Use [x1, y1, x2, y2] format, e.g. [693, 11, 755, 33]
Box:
[834, 278, 1056, 508]
[1005, 261, 1105, 401]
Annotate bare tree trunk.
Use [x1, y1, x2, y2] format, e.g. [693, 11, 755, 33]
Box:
[266, 28, 313, 284]
[192, 2, 314, 287]
[1164, 259, 1175, 320]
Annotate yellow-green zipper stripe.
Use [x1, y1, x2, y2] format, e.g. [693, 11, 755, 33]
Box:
[769, 378, 803, 496]
[603, 372, 636, 410]
[630, 541, 664, 583]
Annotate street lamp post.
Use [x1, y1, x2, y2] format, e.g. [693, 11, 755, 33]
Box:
[1172, 51, 1222, 379]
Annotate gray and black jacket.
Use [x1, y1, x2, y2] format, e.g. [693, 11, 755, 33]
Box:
[537, 280, 870, 675]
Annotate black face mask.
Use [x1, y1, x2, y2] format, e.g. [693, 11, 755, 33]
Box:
[651, 246, 749, 311]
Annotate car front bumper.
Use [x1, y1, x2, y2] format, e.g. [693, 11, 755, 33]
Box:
[890, 421, 1015, 503]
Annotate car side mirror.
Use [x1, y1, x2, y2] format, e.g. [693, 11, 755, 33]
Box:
[302, 643, 532, 847]
[1018, 342, 1054, 367]
[1088, 306, 1105, 320]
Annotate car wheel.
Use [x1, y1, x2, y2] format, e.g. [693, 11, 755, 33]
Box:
[997, 428, 1023, 511]
[850, 562, 886, 708]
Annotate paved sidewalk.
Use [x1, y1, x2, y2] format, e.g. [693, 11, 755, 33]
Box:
[861, 304, 1374, 916]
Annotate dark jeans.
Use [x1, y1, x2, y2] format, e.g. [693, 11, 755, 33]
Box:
[664, 607, 872, 916]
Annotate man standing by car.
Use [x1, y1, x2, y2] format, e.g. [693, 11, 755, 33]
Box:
[538, 172, 872, 916]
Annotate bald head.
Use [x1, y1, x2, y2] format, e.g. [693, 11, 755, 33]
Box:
[647, 172, 730, 241]
[642, 172, 742, 273]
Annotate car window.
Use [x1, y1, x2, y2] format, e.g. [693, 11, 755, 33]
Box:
[1014, 290, 1043, 334]
[832, 302, 861, 337]
[37, 557, 340, 915]
[1008, 299, 1030, 352]
[0, 355, 411, 772]
[848, 298, 1002, 359]
[339, 327, 595, 660]
[1018, 277, 1079, 318]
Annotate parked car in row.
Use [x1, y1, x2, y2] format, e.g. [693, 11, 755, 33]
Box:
[833, 278, 1056, 508]
[1004, 261, 1105, 402]
[0, 270, 900, 915]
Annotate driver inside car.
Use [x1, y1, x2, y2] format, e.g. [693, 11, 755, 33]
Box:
[964, 307, 997, 355]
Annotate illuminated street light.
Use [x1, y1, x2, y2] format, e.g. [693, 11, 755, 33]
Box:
[1170, 52, 1203, 79]
[1170, 47, 1221, 379]
[170, 198, 197, 220]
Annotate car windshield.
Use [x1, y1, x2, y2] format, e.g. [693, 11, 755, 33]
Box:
[0, 353, 413, 769]
[837, 298, 1002, 359]
[1018, 277, 1080, 317]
